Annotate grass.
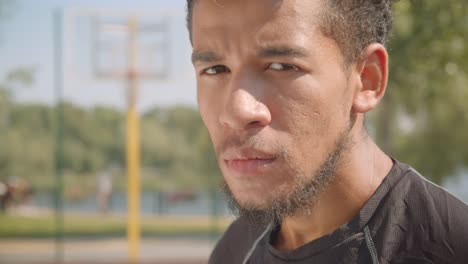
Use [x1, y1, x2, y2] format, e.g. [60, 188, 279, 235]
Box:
[0, 213, 232, 239]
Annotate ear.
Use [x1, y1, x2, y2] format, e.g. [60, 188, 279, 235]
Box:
[352, 43, 388, 113]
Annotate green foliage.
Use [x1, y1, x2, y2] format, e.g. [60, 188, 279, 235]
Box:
[140, 105, 221, 190]
[373, 0, 468, 183]
[0, 101, 220, 192]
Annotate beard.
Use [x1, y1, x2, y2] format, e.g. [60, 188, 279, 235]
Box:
[221, 127, 353, 227]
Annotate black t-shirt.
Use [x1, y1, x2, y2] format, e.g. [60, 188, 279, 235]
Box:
[209, 160, 468, 264]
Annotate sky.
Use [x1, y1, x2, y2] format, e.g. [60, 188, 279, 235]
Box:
[0, 0, 196, 111]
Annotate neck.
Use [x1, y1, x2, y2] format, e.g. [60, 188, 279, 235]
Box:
[274, 137, 393, 251]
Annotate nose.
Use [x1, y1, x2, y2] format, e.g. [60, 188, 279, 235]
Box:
[219, 74, 271, 131]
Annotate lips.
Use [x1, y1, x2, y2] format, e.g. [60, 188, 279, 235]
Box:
[222, 148, 277, 175]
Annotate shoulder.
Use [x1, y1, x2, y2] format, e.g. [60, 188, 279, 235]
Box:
[376, 161, 468, 222]
[209, 218, 269, 264]
[373, 162, 468, 263]
[397, 166, 468, 223]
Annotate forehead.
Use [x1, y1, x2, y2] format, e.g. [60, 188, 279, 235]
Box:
[191, 0, 326, 49]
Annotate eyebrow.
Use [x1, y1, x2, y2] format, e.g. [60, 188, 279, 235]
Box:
[191, 46, 309, 64]
[258, 46, 309, 58]
[191, 51, 223, 64]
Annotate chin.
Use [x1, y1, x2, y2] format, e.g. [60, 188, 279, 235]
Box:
[230, 182, 292, 212]
[236, 193, 272, 210]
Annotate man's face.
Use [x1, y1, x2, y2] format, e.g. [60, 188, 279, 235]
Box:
[192, 0, 355, 215]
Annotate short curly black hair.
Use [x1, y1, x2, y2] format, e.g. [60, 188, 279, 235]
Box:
[186, 0, 396, 64]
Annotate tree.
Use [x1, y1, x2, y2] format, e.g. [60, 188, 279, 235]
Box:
[374, 0, 468, 183]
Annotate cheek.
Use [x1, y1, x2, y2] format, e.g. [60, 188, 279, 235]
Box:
[270, 78, 331, 138]
[269, 78, 347, 170]
[197, 85, 226, 156]
[197, 87, 216, 131]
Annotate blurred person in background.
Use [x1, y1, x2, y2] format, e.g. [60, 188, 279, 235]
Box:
[0, 177, 33, 212]
[0, 181, 10, 212]
[186, 0, 468, 263]
[97, 170, 112, 214]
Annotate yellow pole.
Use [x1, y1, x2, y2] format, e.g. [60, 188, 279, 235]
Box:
[126, 16, 140, 264]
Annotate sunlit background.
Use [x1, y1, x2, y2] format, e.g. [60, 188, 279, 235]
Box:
[0, 0, 467, 263]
